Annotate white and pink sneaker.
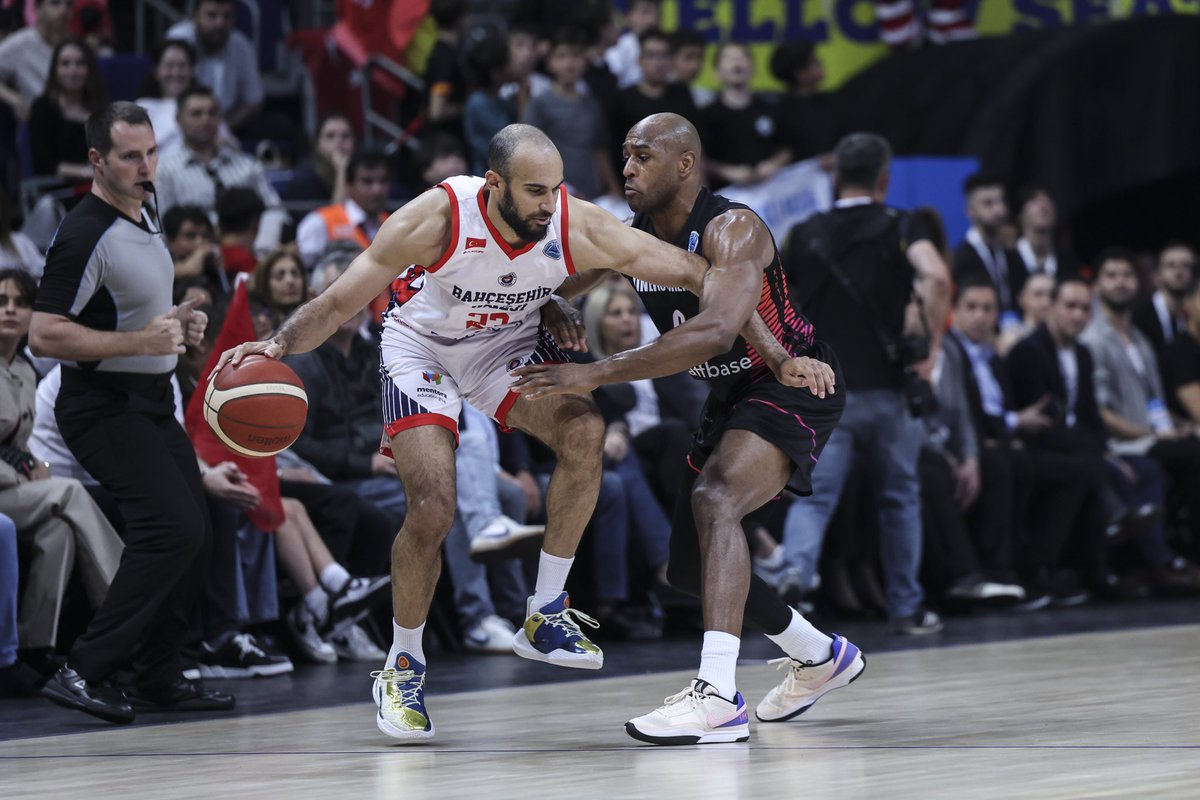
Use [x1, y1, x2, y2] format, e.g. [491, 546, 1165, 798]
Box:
[625, 679, 750, 745]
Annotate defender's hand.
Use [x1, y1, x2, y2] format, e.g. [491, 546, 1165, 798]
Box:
[510, 362, 600, 399]
[777, 356, 836, 398]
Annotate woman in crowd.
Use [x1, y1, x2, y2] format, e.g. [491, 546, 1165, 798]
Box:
[0, 268, 124, 676]
[282, 113, 357, 205]
[28, 37, 107, 186]
[249, 249, 308, 339]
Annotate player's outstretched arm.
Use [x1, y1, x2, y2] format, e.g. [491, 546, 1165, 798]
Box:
[218, 188, 452, 371]
[567, 195, 707, 293]
[512, 210, 766, 397]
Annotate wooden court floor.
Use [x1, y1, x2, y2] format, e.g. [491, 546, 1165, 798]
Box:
[3, 625, 1199, 799]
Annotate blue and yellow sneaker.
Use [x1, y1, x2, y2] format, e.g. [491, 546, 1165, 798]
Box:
[370, 652, 434, 741]
[511, 592, 603, 670]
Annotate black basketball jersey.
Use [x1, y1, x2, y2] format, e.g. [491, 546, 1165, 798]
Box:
[629, 187, 816, 401]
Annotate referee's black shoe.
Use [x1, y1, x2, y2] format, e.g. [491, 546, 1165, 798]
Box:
[42, 665, 136, 725]
[126, 677, 236, 712]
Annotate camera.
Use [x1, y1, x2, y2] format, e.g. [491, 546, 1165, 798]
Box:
[902, 366, 937, 419]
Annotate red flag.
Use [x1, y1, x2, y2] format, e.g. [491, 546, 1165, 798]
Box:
[184, 280, 285, 531]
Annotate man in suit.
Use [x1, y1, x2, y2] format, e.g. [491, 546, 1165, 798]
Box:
[1132, 241, 1195, 400]
[940, 278, 1052, 600]
[1006, 278, 1109, 599]
[953, 173, 1027, 319]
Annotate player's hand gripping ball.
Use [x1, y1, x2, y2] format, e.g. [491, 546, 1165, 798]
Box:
[204, 355, 308, 457]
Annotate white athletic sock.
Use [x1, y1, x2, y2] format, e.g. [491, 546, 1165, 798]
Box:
[696, 630, 740, 701]
[386, 619, 426, 668]
[303, 586, 329, 627]
[318, 563, 351, 594]
[765, 606, 834, 664]
[530, 550, 574, 610]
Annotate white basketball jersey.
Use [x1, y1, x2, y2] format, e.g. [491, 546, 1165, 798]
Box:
[385, 175, 576, 340]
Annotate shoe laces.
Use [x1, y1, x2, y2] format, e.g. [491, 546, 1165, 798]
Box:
[768, 655, 814, 686]
[542, 606, 599, 638]
[371, 668, 423, 710]
[231, 633, 266, 658]
[660, 681, 719, 711]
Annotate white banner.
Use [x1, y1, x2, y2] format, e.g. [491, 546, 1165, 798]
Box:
[719, 157, 833, 245]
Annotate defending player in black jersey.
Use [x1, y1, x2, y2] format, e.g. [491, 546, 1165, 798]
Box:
[512, 113, 864, 746]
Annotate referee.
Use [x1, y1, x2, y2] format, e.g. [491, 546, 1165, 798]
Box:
[30, 101, 233, 723]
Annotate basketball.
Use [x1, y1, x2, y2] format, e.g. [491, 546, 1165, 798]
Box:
[204, 355, 308, 457]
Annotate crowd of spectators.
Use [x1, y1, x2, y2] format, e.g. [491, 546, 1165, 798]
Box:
[0, 0, 1198, 703]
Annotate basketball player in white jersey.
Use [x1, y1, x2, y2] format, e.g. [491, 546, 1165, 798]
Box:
[217, 124, 812, 742]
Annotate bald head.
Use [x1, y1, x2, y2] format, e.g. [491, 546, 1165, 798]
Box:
[627, 113, 701, 158]
[488, 124, 560, 181]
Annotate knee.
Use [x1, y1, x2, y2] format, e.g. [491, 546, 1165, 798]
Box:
[401, 491, 456, 545]
[553, 406, 605, 458]
[691, 474, 738, 530]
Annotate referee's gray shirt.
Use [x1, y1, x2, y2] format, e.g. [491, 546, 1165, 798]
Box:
[34, 193, 177, 375]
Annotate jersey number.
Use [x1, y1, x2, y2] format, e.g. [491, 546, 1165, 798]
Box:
[466, 311, 510, 330]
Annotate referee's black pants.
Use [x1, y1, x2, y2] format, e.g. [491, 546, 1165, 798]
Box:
[57, 369, 211, 688]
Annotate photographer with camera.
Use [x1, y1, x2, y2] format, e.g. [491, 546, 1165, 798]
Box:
[780, 132, 951, 635]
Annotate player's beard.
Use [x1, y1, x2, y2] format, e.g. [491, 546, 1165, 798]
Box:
[498, 185, 549, 243]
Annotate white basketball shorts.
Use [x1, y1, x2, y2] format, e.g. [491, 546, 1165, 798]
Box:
[378, 319, 568, 448]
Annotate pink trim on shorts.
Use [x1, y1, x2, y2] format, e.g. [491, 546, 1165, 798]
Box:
[747, 398, 819, 463]
[382, 413, 460, 456]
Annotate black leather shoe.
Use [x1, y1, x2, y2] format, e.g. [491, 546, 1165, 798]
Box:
[126, 678, 236, 712]
[42, 665, 135, 724]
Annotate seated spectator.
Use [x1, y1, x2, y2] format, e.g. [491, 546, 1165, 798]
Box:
[1006, 279, 1113, 601]
[296, 149, 391, 270]
[463, 31, 516, 175]
[669, 28, 713, 109]
[582, 277, 697, 504]
[0, 192, 44, 278]
[603, 0, 662, 89]
[155, 85, 285, 243]
[248, 249, 308, 338]
[216, 186, 265, 279]
[28, 37, 106, 185]
[0, 269, 124, 669]
[770, 38, 837, 164]
[164, 204, 227, 300]
[522, 27, 619, 202]
[701, 42, 791, 189]
[1, 512, 43, 696]
[1013, 187, 1081, 281]
[135, 38, 235, 157]
[282, 113, 356, 205]
[166, 0, 262, 134]
[1133, 240, 1195, 399]
[997, 272, 1054, 356]
[1080, 250, 1200, 578]
[1169, 274, 1200, 443]
[0, 0, 70, 123]
[953, 173, 1026, 320]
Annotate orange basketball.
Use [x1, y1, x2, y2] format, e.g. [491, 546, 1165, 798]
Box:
[204, 355, 308, 457]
